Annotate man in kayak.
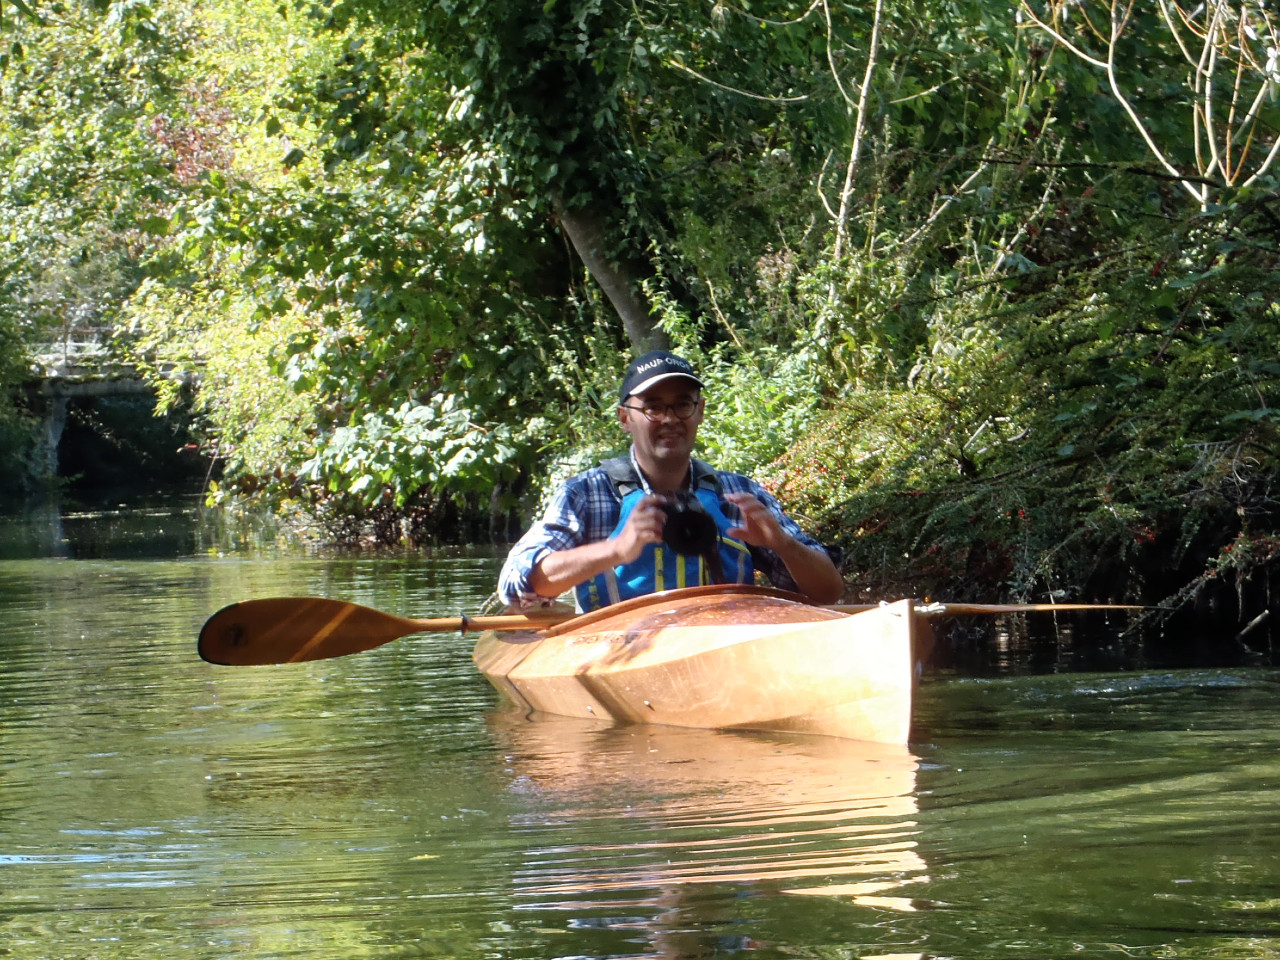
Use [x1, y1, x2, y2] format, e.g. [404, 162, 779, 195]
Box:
[498, 350, 843, 611]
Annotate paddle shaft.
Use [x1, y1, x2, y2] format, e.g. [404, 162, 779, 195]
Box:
[198, 594, 1145, 667]
[833, 602, 1146, 616]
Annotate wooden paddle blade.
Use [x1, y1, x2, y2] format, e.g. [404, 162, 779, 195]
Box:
[198, 597, 575, 666]
[198, 597, 433, 665]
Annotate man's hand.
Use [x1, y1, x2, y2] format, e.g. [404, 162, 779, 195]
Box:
[529, 495, 667, 598]
[723, 491, 843, 604]
[723, 491, 786, 549]
[612, 494, 668, 563]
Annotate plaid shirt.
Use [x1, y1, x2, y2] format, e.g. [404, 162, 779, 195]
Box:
[497, 455, 827, 608]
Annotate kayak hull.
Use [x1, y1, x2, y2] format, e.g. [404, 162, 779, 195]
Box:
[473, 585, 916, 744]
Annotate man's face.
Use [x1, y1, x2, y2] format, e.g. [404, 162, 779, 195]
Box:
[618, 379, 705, 474]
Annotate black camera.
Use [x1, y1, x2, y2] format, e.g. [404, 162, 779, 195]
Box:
[660, 493, 725, 583]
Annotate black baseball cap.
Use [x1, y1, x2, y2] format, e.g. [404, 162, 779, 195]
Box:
[619, 351, 703, 402]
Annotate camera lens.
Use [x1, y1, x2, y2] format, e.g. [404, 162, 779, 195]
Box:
[661, 494, 719, 566]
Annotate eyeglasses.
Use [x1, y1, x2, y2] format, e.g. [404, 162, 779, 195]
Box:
[620, 399, 701, 422]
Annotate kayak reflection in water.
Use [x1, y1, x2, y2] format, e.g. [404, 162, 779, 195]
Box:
[497, 350, 843, 613]
[493, 716, 930, 957]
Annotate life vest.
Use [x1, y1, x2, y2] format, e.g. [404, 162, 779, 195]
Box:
[574, 457, 755, 612]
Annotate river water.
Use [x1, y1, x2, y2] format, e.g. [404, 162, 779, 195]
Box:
[2, 497, 1278, 959]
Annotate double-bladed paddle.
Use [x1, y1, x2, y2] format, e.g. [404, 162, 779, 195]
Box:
[197, 595, 1143, 666]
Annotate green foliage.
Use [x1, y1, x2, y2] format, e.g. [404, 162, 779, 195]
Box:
[770, 188, 1280, 604]
[299, 396, 530, 504]
[640, 281, 822, 476]
[125, 0, 650, 538]
[11, 0, 1276, 626]
[125, 264, 319, 474]
[120, 0, 1076, 543]
[0, 306, 36, 497]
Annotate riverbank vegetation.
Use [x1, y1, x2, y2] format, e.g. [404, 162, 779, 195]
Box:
[2, 0, 1277, 644]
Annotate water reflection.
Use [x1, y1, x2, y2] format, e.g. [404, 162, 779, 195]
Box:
[0, 491, 215, 560]
[489, 713, 928, 956]
[8, 496, 1279, 960]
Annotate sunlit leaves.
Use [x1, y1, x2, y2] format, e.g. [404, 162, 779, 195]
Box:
[300, 395, 531, 509]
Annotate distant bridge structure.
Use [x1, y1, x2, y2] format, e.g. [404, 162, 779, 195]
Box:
[25, 336, 193, 481]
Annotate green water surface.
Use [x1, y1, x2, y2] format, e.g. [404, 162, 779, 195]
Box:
[1, 500, 1277, 959]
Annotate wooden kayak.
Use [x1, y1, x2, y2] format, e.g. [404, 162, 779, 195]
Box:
[472, 583, 919, 745]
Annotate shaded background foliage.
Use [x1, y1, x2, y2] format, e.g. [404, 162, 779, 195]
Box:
[1, 0, 1277, 650]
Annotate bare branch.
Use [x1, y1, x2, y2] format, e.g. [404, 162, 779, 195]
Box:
[899, 146, 994, 248]
[1022, 0, 1214, 204]
[815, 149, 841, 220]
[714, 0, 822, 29]
[822, 0, 860, 110]
[665, 58, 811, 103]
[1098, 0, 1208, 202]
[831, 0, 884, 265]
[1157, 0, 1198, 65]
[1017, 2, 1110, 68]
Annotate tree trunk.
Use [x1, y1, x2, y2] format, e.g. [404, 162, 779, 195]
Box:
[551, 191, 668, 353]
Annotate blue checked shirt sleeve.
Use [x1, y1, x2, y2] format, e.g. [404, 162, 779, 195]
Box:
[717, 471, 831, 594]
[497, 470, 620, 608]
